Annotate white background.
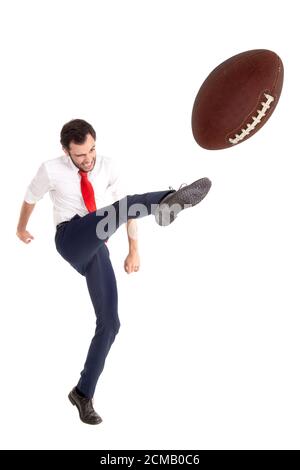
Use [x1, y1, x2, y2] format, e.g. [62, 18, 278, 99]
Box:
[0, 0, 299, 450]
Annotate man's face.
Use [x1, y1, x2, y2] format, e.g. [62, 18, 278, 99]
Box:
[64, 133, 96, 172]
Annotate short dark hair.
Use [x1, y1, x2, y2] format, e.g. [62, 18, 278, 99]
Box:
[60, 119, 96, 150]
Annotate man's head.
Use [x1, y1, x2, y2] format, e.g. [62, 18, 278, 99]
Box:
[61, 119, 96, 172]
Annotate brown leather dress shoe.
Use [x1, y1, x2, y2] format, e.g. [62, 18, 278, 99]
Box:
[68, 387, 102, 425]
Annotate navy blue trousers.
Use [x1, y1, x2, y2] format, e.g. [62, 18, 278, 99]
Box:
[55, 190, 172, 398]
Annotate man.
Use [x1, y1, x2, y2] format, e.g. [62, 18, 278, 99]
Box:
[16, 119, 211, 425]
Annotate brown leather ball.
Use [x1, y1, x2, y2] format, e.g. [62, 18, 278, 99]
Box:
[191, 49, 284, 150]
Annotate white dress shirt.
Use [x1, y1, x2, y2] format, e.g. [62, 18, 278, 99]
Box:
[24, 154, 126, 228]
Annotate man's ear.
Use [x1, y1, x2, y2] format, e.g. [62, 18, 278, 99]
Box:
[62, 146, 69, 156]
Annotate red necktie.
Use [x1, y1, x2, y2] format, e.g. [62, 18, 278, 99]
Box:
[79, 170, 96, 212]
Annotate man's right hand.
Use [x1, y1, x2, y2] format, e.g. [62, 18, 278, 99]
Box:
[16, 230, 34, 244]
[17, 202, 36, 244]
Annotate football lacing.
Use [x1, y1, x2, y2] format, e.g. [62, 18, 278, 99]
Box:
[229, 93, 275, 145]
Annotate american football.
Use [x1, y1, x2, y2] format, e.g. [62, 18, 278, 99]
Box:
[191, 49, 284, 150]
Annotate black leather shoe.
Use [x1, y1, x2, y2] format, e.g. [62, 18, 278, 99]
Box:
[155, 177, 212, 226]
[68, 387, 102, 425]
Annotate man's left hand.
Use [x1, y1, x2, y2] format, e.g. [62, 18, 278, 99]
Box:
[124, 251, 140, 274]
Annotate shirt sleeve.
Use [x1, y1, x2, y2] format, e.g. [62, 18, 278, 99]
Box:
[24, 162, 51, 204]
[107, 159, 127, 202]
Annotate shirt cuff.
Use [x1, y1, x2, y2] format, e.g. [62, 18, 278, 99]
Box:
[24, 188, 41, 204]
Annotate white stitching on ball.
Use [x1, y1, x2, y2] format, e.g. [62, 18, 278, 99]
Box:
[229, 93, 275, 145]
